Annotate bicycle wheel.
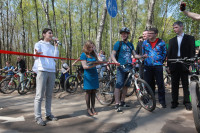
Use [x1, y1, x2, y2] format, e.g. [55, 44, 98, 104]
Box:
[65, 75, 78, 93]
[135, 79, 156, 112]
[190, 81, 200, 132]
[0, 79, 16, 94]
[18, 79, 31, 95]
[53, 79, 60, 93]
[126, 80, 135, 97]
[96, 79, 115, 106]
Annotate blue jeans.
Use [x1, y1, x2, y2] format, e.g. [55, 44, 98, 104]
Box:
[34, 71, 56, 119]
[116, 65, 132, 89]
[144, 65, 166, 105]
[18, 72, 24, 91]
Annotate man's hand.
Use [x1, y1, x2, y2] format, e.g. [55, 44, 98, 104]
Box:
[35, 49, 43, 55]
[142, 54, 148, 58]
[180, 2, 186, 11]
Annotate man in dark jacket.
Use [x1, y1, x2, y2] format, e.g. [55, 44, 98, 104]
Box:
[15, 56, 26, 91]
[136, 30, 148, 79]
[167, 21, 195, 111]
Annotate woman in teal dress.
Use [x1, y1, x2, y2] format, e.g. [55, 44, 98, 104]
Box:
[80, 40, 99, 116]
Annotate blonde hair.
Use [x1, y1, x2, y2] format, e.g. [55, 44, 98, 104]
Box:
[83, 40, 97, 59]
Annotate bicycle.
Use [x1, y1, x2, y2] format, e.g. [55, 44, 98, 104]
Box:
[96, 63, 156, 112]
[53, 71, 61, 93]
[64, 65, 84, 93]
[17, 71, 37, 95]
[0, 71, 19, 94]
[168, 57, 200, 132]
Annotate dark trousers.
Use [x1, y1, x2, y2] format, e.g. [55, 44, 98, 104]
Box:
[171, 67, 190, 105]
[139, 64, 144, 79]
[144, 65, 166, 104]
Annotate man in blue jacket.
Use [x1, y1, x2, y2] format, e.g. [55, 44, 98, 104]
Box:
[142, 27, 167, 108]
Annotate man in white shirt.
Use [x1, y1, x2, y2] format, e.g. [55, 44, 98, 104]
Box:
[167, 21, 195, 111]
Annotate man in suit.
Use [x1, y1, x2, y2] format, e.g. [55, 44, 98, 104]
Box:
[167, 21, 195, 110]
[136, 30, 148, 79]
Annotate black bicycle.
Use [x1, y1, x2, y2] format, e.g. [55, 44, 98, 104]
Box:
[96, 63, 156, 112]
[168, 57, 200, 132]
[64, 65, 84, 93]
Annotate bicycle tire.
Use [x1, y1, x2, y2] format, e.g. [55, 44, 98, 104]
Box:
[190, 81, 200, 132]
[96, 79, 115, 106]
[53, 80, 61, 93]
[18, 79, 31, 95]
[65, 75, 78, 93]
[135, 79, 156, 112]
[79, 80, 84, 90]
[0, 79, 16, 94]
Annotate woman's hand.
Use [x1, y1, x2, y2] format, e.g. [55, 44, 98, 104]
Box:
[53, 38, 59, 47]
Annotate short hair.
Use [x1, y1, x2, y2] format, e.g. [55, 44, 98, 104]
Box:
[148, 27, 158, 34]
[138, 36, 143, 39]
[173, 21, 183, 27]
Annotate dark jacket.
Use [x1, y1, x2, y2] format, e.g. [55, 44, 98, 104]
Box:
[136, 41, 143, 55]
[16, 59, 26, 73]
[167, 34, 195, 72]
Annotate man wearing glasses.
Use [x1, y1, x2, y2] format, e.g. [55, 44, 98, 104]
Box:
[142, 27, 167, 108]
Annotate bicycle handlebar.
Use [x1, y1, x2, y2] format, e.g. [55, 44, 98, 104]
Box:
[168, 57, 200, 63]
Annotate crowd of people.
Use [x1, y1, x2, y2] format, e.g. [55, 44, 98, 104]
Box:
[1, 1, 200, 127]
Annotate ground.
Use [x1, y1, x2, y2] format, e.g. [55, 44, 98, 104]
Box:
[0, 86, 197, 133]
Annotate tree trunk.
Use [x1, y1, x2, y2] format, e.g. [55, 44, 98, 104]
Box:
[6, 0, 9, 60]
[121, 0, 125, 27]
[41, 0, 51, 28]
[20, 0, 26, 54]
[146, 0, 155, 29]
[88, 0, 93, 40]
[95, 0, 98, 38]
[96, 0, 107, 52]
[51, 0, 57, 36]
[80, 0, 83, 47]
[34, 0, 40, 40]
[161, 2, 168, 39]
[68, 0, 72, 73]
[130, 0, 139, 43]
[0, 1, 6, 63]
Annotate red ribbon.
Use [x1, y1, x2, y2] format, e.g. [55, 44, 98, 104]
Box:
[0, 50, 117, 65]
[0, 50, 77, 60]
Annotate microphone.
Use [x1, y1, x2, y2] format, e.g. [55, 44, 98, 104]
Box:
[52, 37, 62, 45]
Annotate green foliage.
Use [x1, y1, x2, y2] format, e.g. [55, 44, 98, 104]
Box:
[0, 0, 200, 68]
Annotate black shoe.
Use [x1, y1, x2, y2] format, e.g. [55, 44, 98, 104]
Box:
[171, 104, 178, 109]
[115, 107, 123, 113]
[114, 104, 120, 109]
[185, 104, 192, 111]
[120, 101, 130, 108]
[46, 115, 58, 121]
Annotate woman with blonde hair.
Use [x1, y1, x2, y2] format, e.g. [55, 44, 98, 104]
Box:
[80, 40, 99, 116]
